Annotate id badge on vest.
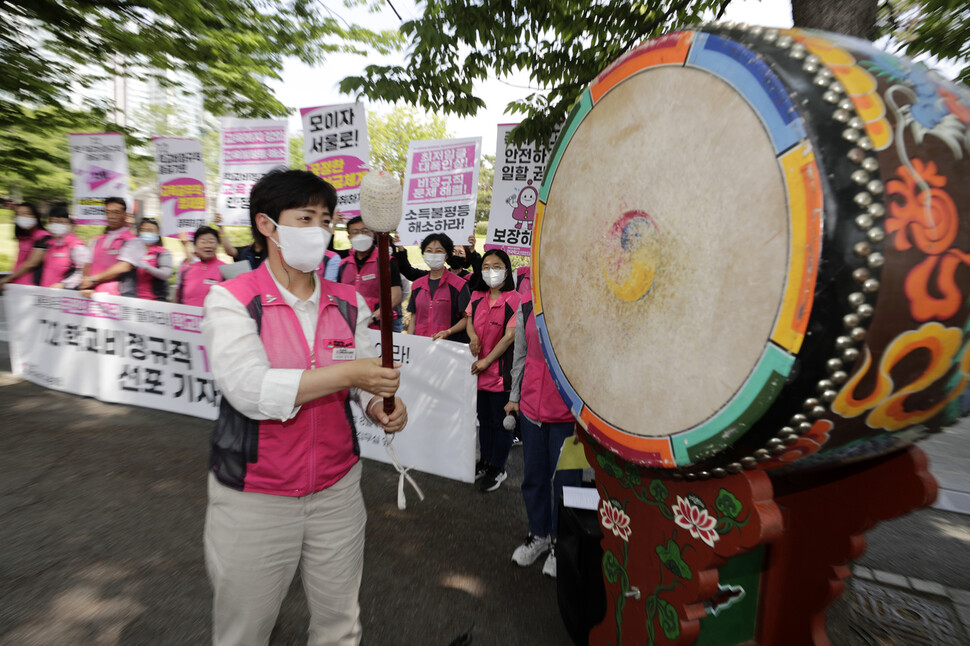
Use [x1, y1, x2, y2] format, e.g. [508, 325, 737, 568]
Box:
[328, 338, 356, 361]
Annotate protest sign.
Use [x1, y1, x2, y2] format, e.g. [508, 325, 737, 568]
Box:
[69, 133, 131, 225]
[301, 103, 370, 219]
[4, 286, 477, 482]
[217, 118, 287, 226]
[399, 137, 481, 246]
[154, 137, 207, 236]
[485, 123, 558, 257]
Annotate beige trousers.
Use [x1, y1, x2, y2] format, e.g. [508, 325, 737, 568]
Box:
[204, 462, 366, 646]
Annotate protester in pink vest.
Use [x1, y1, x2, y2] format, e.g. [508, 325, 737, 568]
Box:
[201, 169, 406, 646]
[406, 233, 471, 342]
[176, 225, 225, 306]
[0, 203, 50, 290]
[40, 204, 88, 288]
[466, 248, 521, 493]
[504, 295, 582, 578]
[338, 215, 403, 330]
[133, 218, 173, 301]
[79, 197, 146, 296]
[516, 265, 532, 298]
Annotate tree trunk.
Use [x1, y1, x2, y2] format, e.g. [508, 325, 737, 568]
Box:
[791, 0, 879, 39]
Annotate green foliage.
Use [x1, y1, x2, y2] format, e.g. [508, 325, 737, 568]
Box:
[290, 135, 307, 170]
[881, 0, 970, 83]
[476, 154, 494, 223]
[367, 105, 450, 181]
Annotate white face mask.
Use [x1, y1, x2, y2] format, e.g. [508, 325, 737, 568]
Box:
[268, 221, 331, 273]
[48, 223, 71, 237]
[15, 216, 37, 230]
[483, 268, 506, 288]
[350, 234, 374, 253]
[424, 252, 446, 270]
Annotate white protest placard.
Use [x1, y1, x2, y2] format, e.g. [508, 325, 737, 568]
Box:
[485, 123, 558, 257]
[301, 103, 370, 219]
[217, 117, 288, 226]
[4, 285, 477, 483]
[154, 137, 207, 237]
[69, 133, 131, 225]
[399, 137, 481, 246]
[4, 285, 220, 419]
[352, 331, 477, 483]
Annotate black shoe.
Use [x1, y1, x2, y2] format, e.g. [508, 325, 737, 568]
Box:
[474, 460, 489, 481]
[479, 467, 508, 493]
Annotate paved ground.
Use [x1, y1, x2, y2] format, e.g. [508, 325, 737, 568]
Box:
[1, 295, 969, 644]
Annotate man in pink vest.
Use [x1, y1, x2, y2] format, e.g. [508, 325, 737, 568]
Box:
[337, 216, 403, 331]
[41, 204, 89, 288]
[78, 197, 146, 296]
[201, 169, 407, 646]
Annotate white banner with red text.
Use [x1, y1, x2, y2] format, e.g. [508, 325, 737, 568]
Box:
[4, 285, 477, 482]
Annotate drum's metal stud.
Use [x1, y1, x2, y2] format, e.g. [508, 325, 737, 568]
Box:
[777, 35, 793, 48]
[671, 472, 684, 481]
[779, 426, 796, 437]
[789, 48, 805, 59]
[805, 54, 821, 66]
[853, 267, 871, 282]
[822, 389, 838, 403]
[843, 347, 861, 364]
[867, 228, 886, 244]
[790, 413, 808, 425]
[842, 128, 861, 142]
[854, 241, 872, 257]
[814, 74, 830, 87]
[850, 327, 867, 342]
[854, 192, 873, 207]
[843, 313, 861, 329]
[855, 214, 873, 230]
[726, 462, 743, 474]
[826, 358, 844, 373]
[851, 170, 870, 185]
[867, 180, 884, 195]
[858, 303, 875, 318]
[817, 379, 834, 392]
[868, 202, 886, 218]
[836, 335, 853, 350]
[749, 26, 764, 37]
[803, 61, 820, 73]
[848, 147, 866, 163]
[764, 29, 778, 42]
[862, 157, 879, 172]
[771, 445, 788, 455]
[832, 370, 849, 384]
[817, 67, 833, 80]
[798, 421, 813, 433]
[848, 291, 866, 307]
[711, 467, 727, 478]
[803, 397, 820, 410]
[783, 434, 799, 446]
[685, 472, 697, 481]
[741, 457, 758, 469]
[839, 98, 854, 111]
[754, 449, 771, 462]
[810, 405, 827, 418]
[736, 22, 750, 31]
[829, 80, 845, 94]
[698, 471, 711, 480]
[859, 136, 874, 150]
[823, 91, 840, 104]
[833, 108, 851, 122]
[867, 252, 885, 269]
[863, 278, 880, 293]
[848, 116, 865, 129]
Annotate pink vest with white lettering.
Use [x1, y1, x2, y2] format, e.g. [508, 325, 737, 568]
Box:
[212, 263, 361, 496]
[516, 266, 532, 299]
[178, 257, 225, 306]
[136, 245, 169, 300]
[411, 269, 467, 337]
[469, 289, 521, 392]
[338, 248, 381, 314]
[40, 233, 83, 287]
[90, 229, 136, 294]
[519, 299, 574, 423]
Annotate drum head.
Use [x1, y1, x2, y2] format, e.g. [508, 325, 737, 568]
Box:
[535, 34, 825, 467]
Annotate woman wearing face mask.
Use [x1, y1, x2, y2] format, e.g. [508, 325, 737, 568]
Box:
[465, 249, 521, 492]
[338, 216, 403, 331]
[394, 234, 481, 281]
[0, 203, 50, 290]
[176, 225, 225, 306]
[133, 218, 173, 301]
[406, 233, 471, 342]
[40, 204, 88, 289]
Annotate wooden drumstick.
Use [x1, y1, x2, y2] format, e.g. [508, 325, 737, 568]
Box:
[359, 170, 403, 415]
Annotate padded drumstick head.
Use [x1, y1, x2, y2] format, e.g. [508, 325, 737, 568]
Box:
[503, 414, 517, 431]
[359, 170, 403, 233]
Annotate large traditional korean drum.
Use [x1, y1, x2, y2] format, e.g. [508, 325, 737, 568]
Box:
[533, 24, 970, 477]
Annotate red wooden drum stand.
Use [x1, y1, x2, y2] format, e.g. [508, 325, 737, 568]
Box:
[583, 434, 937, 646]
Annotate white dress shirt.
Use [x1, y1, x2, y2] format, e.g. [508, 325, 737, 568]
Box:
[202, 268, 378, 422]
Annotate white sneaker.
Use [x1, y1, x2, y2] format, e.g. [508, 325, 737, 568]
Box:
[542, 548, 557, 578]
[511, 534, 551, 566]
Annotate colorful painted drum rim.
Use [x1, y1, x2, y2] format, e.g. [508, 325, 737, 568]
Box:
[533, 25, 893, 474]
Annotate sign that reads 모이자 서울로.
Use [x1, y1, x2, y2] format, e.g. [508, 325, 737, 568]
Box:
[301, 102, 370, 219]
